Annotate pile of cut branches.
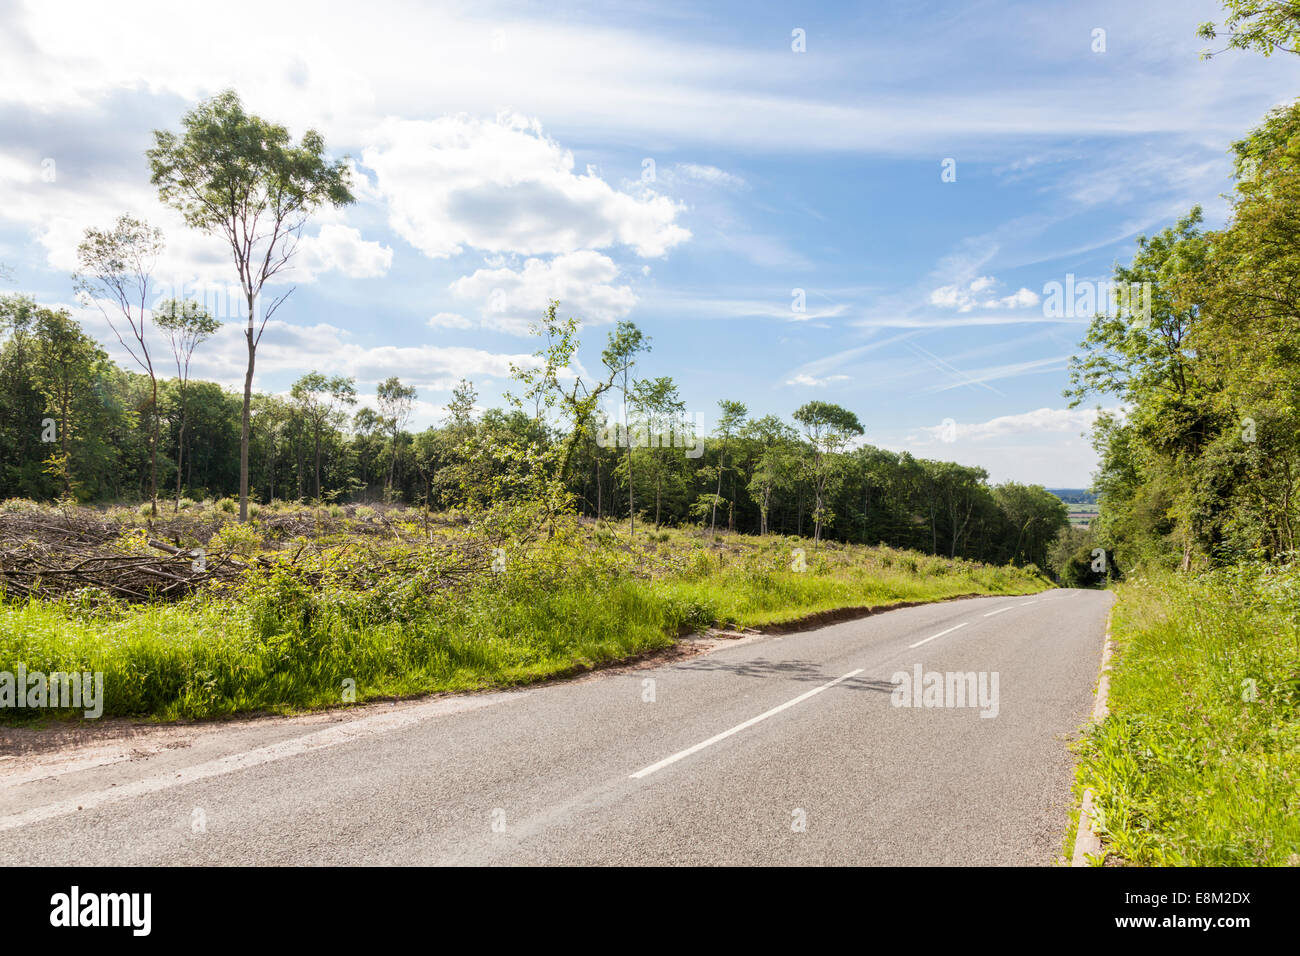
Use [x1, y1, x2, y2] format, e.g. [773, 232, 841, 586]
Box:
[0, 513, 249, 602]
[0, 507, 491, 603]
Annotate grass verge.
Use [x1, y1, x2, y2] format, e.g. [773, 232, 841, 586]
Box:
[1076, 565, 1300, 865]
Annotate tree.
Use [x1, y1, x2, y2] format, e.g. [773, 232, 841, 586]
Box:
[250, 394, 294, 504]
[497, 304, 636, 541]
[154, 298, 219, 509]
[1191, 100, 1300, 558]
[30, 308, 104, 498]
[376, 376, 417, 495]
[626, 376, 687, 528]
[744, 414, 799, 535]
[290, 372, 356, 501]
[0, 295, 45, 496]
[149, 89, 354, 521]
[1198, 1, 1300, 58]
[446, 378, 477, 428]
[510, 303, 621, 491]
[992, 483, 1070, 567]
[792, 401, 864, 543]
[710, 399, 748, 532]
[75, 215, 165, 515]
[600, 320, 650, 536]
[1067, 208, 1213, 569]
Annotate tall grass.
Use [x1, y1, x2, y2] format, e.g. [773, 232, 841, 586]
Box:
[1078, 566, 1300, 865]
[1, 518, 1048, 722]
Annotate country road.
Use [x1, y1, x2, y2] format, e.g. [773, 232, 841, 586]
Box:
[0, 588, 1113, 866]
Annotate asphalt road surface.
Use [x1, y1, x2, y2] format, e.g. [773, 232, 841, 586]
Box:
[0, 588, 1113, 865]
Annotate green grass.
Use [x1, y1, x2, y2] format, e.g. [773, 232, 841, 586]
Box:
[655, 538, 1042, 629]
[1077, 566, 1300, 866]
[0, 510, 1049, 723]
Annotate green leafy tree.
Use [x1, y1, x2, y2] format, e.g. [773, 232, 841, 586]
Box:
[149, 89, 354, 521]
[709, 399, 748, 532]
[31, 308, 106, 498]
[1198, 1, 1300, 58]
[0, 295, 46, 496]
[992, 482, 1070, 567]
[1068, 208, 1214, 569]
[290, 372, 356, 501]
[624, 376, 688, 528]
[154, 298, 219, 509]
[376, 376, 417, 495]
[600, 320, 651, 536]
[792, 401, 864, 544]
[744, 414, 799, 535]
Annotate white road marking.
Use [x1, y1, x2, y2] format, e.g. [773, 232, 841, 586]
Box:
[630, 668, 864, 780]
[0, 693, 513, 832]
[907, 621, 969, 649]
[984, 599, 1040, 618]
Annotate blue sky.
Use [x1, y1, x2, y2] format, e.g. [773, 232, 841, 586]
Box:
[2, 0, 1299, 486]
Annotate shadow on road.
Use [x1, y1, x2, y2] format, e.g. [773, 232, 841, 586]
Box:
[674, 656, 895, 694]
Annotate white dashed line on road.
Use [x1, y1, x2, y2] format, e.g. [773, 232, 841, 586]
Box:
[630, 668, 865, 780]
[907, 621, 969, 649]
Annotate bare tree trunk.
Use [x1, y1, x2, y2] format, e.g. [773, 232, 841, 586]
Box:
[625, 374, 634, 537]
[239, 315, 255, 522]
[174, 416, 185, 511]
[148, 375, 159, 516]
[386, 427, 398, 492]
[711, 450, 721, 532]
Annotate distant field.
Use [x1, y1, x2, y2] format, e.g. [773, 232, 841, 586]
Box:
[1047, 489, 1099, 526]
[1067, 505, 1099, 527]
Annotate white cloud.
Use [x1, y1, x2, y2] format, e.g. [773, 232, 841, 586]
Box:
[294, 224, 392, 280]
[882, 405, 1125, 485]
[910, 406, 1118, 444]
[362, 113, 690, 260]
[63, 302, 536, 400]
[670, 163, 748, 190]
[427, 311, 474, 330]
[5, 0, 1300, 164]
[645, 291, 847, 322]
[449, 250, 638, 334]
[0, 146, 387, 288]
[785, 373, 849, 387]
[929, 275, 1040, 312]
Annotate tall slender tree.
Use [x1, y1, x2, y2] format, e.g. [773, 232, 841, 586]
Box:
[290, 372, 356, 501]
[149, 90, 353, 521]
[154, 298, 219, 509]
[793, 401, 864, 544]
[376, 376, 417, 495]
[75, 215, 164, 514]
[601, 321, 650, 536]
[710, 399, 748, 532]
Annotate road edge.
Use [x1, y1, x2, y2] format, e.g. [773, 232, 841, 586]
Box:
[1071, 603, 1115, 867]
